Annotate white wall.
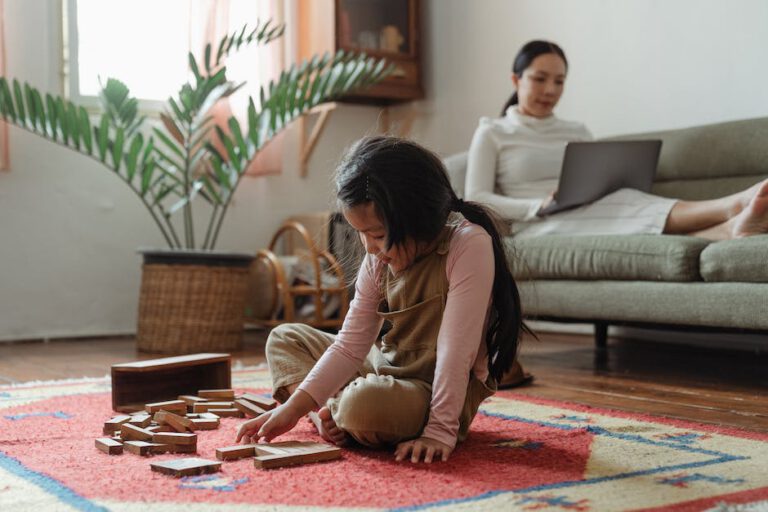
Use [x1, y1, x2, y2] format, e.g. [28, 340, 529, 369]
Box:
[417, 0, 768, 153]
[1, 0, 767, 341]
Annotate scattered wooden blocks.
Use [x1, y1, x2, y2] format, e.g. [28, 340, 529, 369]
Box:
[150, 458, 222, 477]
[95, 437, 123, 455]
[152, 432, 197, 446]
[123, 440, 171, 456]
[154, 410, 194, 432]
[192, 401, 234, 413]
[120, 423, 155, 442]
[198, 389, 235, 400]
[103, 415, 131, 435]
[234, 399, 267, 418]
[239, 393, 278, 411]
[215, 444, 259, 461]
[145, 400, 187, 415]
[252, 441, 342, 470]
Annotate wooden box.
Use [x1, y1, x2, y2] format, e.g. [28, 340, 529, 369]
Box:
[111, 353, 231, 412]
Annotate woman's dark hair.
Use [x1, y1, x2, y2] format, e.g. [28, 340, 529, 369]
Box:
[335, 135, 527, 381]
[500, 40, 568, 116]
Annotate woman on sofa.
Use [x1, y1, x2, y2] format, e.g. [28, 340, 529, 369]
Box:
[465, 40, 768, 240]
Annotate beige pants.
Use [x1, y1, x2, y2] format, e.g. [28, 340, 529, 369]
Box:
[266, 323, 494, 447]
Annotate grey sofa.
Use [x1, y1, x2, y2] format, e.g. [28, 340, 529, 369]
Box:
[445, 117, 768, 347]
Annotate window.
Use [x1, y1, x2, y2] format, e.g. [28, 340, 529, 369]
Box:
[63, 0, 283, 112]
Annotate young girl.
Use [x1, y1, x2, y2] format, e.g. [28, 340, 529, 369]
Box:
[236, 136, 526, 463]
[466, 40, 768, 239]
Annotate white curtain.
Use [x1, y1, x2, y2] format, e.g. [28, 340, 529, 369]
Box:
[192, 0, 287, 177]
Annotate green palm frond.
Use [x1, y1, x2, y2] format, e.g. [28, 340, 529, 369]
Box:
[0, 20, 391, 250]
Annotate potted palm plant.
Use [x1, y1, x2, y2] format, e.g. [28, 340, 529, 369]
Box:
[0, 21, 391, 354]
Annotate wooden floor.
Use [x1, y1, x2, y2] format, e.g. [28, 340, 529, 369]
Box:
[1, 329, 766, 432]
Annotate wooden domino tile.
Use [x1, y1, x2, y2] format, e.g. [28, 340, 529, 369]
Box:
[253, 441, 342, 469]
[192, 401, 234, 413]
[152, 432, 197, 445]
[120, 423, 155, 442]
[189, 418, 219, 430]
[197, 389, 235, 399]
[207, 408, 244, 418]
[233, 399, 267, 418]
[103, 415, 131, 435]
[95, 437, 123, 455]
[145, 400, 187, 415]
[123, 440, 171, 456]
[239, 393, 278, 410]
[150, 458, 222, 477]
[215, 444, 259, 461]
[154, 410, 193, 432]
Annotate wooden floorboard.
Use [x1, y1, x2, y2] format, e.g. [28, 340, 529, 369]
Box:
[0, 328, 766, 433]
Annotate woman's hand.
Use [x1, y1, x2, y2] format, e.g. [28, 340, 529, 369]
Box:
[395, 437, 454, 463]
[235, 390, 317, 443]
[537, 190, 558, 215]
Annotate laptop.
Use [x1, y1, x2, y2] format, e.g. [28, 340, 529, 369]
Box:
[537, 140, 663, 217]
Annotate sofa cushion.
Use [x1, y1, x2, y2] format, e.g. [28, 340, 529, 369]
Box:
[508, 235, 710, 282]
[700, 235, 768, 283]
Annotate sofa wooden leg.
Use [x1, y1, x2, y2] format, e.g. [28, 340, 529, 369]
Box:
[595, 322, 608, 351]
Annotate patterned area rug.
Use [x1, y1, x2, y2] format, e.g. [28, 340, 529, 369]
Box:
[0, 367, 766, 512]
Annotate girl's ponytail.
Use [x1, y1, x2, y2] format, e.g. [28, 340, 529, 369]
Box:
[452, 197, 528, 381]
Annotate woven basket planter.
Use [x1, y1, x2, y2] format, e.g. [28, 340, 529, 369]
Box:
[136, 249, 254, 354]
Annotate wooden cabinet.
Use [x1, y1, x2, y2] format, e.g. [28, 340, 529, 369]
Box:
[298, 0, 423, 104]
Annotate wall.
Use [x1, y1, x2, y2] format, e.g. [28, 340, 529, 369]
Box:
[417, 0, 768, 154]
[2, 0, 767, 341]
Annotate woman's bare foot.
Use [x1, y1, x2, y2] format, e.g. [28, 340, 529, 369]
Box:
[730, 179, 768, 218]
[307, 407, 350, 446]
[732, 180, 768, 238]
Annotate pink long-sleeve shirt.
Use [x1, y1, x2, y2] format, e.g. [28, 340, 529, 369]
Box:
[297, 219, 494, 448]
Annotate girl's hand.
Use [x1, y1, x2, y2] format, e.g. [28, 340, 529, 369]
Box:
[395, 437, 454, 463]
[235, 390, 317, 443]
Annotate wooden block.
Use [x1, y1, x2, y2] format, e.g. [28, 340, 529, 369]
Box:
[215, 444, 259, 461]
[197, 412, 220, 420]
[123, 440, 172, 456]
[120, 423, 155, 442]
[198, 389, 235, 399]
[178, 395, 207, 407]
[167, 443, 197, 454]
[103, 415, 132, 434]
[152, 432, 197, 445]
[95, 437, 123, 455]
[154, 410, 194, 432]
[253, 441, 341, 470]
[239, 393, 278, 411]
[189, 418, 219, 430]
[145, 400, 187, 415]
[207, 408, 244, 418]
[150, 458, 222, 477]
[234, 399, 267, 418]
[192, 401, 234, 413]
[127, 414, 152, 428]
[145, 425, 175, 433]
[111, 353, 231, 413]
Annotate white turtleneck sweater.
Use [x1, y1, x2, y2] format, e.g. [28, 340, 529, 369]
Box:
[465, 106, 593, 221]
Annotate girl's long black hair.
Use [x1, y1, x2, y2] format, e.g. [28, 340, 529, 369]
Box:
[501, 40, 568, 116]
[335, 136, 527, 381]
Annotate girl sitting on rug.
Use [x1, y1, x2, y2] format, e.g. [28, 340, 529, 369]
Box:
[236, 136, 527, 463]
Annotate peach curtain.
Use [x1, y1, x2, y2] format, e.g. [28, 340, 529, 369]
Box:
[192, 0, 285, 177]
[0, 0, 8, 171]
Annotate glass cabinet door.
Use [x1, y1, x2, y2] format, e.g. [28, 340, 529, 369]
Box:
[336, 0, 412, 56]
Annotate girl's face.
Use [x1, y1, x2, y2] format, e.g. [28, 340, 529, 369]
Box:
[512, 53, 567, 118]
[343, 202, 418, 274]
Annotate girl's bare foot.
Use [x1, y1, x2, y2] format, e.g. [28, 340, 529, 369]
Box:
[307, 407, 350, 446]
[732, 180, 768, 238]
